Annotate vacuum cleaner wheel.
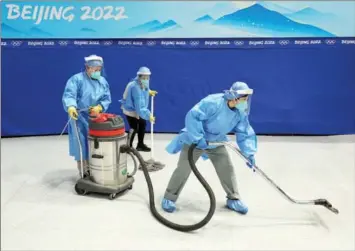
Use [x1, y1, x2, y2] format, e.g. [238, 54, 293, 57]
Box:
[109, 193, 117, 200]
[74, 184, 88, 195]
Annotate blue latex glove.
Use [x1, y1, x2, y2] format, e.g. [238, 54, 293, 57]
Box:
[246, 155, 255, 170]
[197, 139, 208, 150]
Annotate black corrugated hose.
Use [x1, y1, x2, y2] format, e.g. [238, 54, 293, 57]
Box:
[121, 143, 216, 232]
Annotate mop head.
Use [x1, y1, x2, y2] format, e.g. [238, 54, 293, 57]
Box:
[139, 158, 165, 172]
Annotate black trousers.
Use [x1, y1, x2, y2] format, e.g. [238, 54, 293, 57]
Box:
[126, 115, 147, 147]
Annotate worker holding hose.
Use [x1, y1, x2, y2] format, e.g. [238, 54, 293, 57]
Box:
[162, 81, 257, 215]
[62, 55, 112, 177]
[120, 66, 157, 152]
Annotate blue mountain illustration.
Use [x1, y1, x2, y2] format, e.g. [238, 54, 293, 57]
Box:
[124, 19, 180, 37]
[214, 4, 335, 37]
[285, 7, 344, 36]
[127, 20, 162, 34]
[1, 23, 26, 37]
[256, 1, 294, 14]
[295, 7, 322, 16]
[208, 2, 239, 18]
[286, 7, 337, 22]
[29, 27, 53, 37]
[81, 27, 96, 32]
[148, 20, 180, 32]
[195, 15, 215, 23]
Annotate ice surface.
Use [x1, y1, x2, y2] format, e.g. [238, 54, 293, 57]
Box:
[1, 134, 354, 250]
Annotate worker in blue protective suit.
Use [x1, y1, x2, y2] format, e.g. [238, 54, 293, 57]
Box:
[62, 55, 111, 177]
[162, 81, 257, 215]
[120, 66, 157, 152]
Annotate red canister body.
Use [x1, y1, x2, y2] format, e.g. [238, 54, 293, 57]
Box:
[89, 113, 125, 137]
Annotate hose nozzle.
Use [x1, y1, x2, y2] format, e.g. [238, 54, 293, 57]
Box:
[314, 199, 339, 214]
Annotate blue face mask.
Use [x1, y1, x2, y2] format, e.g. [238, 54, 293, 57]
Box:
[235, 101, 248, 111]
[141, 79, 149, 88]
[90, 71, 101, 80]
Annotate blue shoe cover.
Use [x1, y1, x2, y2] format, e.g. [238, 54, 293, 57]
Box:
[227, 199, 248, 214]
[162, 198, 176, 213]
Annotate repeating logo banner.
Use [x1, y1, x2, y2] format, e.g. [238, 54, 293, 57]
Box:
[2, 1, 355, 39]
[2, 38, 355, 49]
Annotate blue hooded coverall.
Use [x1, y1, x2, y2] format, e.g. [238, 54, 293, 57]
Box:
[62, 72, 111, 161]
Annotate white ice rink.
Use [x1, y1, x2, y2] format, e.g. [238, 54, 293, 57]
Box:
[1, 134, 354, 250]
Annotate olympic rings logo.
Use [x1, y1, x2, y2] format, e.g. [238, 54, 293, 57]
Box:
[103, 41, 113, 46]
[11, 41, 22, 46]
[234, 41, 244, 46]
[147, 41, 156, 46]
[279, 40, 290, 45]
[325, 39, 336, 45]
[190, 41, 199, 46]
[58, 41, 69, 46]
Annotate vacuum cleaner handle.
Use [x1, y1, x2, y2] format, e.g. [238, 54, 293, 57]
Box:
[209, 141, 339, 214]
[150, 95, 155, 159]
[209, 142, 253, 167]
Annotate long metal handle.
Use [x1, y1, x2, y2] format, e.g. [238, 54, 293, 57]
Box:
[209, 141, 320, 205]
[150, 95, 155, 159]
[73, 120, 84, 178]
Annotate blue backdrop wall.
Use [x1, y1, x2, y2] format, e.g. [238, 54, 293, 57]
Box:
[2, 1, 355, 136]
[2, 41, 355, 136]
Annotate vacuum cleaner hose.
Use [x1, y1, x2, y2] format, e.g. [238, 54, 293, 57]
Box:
[123, 144, 216, 232]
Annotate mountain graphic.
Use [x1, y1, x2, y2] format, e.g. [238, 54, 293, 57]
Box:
[286, 7, 338, 22]
[295, 7, 323, 16]
[285, 7, 343, 36]
[148, 20, 180, 32]
[256, 1, 294, 14]
[1, 23, 26, 37]
[195, 15, 215, 23]
[127, 20, 162, 34]
[29, 27, 53, 37]
[81, 27, 96, 32]
[143, 21, 255, 38]
[214, 4, 334, 37]
[208, 2, 239, 18]
[125, 20, 181, 37]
